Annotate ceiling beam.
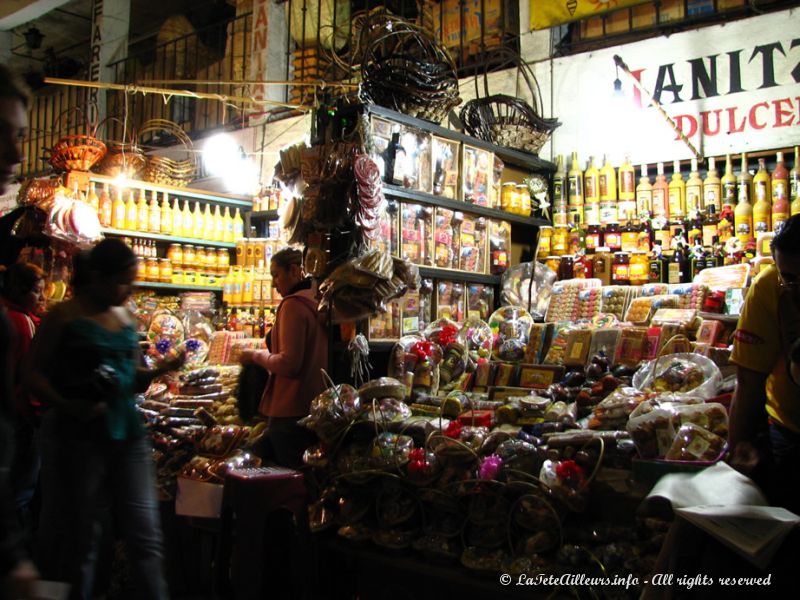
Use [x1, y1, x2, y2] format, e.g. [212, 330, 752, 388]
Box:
[0, 0, 74, 32]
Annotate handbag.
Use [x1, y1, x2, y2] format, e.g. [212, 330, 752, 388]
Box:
[237, 363, 269, 422]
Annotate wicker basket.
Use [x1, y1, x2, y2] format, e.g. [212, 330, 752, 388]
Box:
[49, 134, 107, 172]
[459, 49, 560, 156]
[360, 17, 461, 124]
[138, 119, 197, 187]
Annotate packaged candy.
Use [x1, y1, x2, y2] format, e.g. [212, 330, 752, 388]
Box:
[489, 306, 534, 362]
[588, 387, 651, 430]
[668, 283, 710, 311]
[501, 261, 557, 320]
[670, 402, 729, 438]
[633, 353, 722, 399]
[665, 423, 726, 462]
[627, 408, 676, 459]
[458, 316, 493, 362]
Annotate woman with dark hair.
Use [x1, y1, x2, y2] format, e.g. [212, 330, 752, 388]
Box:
[1, 263, 45, 528]
[24, 238, 183, 600]
[240, 247, 328, 468]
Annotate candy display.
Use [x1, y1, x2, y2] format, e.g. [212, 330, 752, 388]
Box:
[488, 306, 534, 362]
[458, 317, 493, 363]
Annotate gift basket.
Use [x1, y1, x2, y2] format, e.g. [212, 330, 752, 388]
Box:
[138, 119, 198, 187]
[459, 48, 560, 156]
[360, 16, 461, 123]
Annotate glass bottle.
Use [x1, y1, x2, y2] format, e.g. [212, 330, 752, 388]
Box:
[652, 162, 669, 220]
[86, 181, 99, 212]
[791, 146, 800, 216]
[702, 206, 719, 248]
[735, 179, 754, 245]
[585, 224, 602, 253]
[599, 155, 618, 225]
[620, 213, 639, 253]
[172, 198, 183, 237]
[668, 243, 689, 285]
[567, 151, 584, 223]
[593, 247, 612, 286]
[629, 250, 649, 286]
[611, 252, 631, 285]
[603, 222, 622, 253]
[568, 215, 585, 254]
[703, 156, 721, 212]
[148, 190, 161, 233]
[618, 155, 636, 222]
[584, 156, 600, 225]
[233, 208, 245, 240]
[721, 153, 737, 212]
[136, 188, 149, 233]
[737, 152, 753, 206]
[668, 160, 686, 220]
[203, 204, 215, 240]
[99, 183, 113, 228]
[636, 164, 653, 220]
[772, 151, 790, 234]
[551, 225, 569, 257]
[752, 157, 772, 235]
[685, 158, 703, 219]
[553, 154, 567, 226]
[125, 191, 137, 231]
[182, 200, 193, 238]
[223, 207, 234, 243]
[648, 242, 666, 284]
[192, 202, 204, 238]
[160, 193, 173, 235]
[213, 205, 225, 242]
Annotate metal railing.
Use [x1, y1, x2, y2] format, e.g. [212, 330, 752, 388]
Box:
[21, 1, 520, 177]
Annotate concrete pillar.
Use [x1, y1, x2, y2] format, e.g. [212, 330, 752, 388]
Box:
[88, 0, 131, 122]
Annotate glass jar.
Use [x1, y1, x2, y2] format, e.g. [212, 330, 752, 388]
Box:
[184, 271, 197, 286]
[558, 255, 574, 280]
[196, 247, 207, 273]
[603, 223, 622, 252]
[501, 183, 516, 213]
[573, 254, 592, 279]
[205, 247, 218, 274]
[172, 271, 184, 285]
[544, 256, 561, 274]
[217, 248, 230, 274]
[593, 247, 612, 286]
[183, 245, 197, 270]
[551, 225, 569, 256]
[136, 257, 147, 282]
[159, 258, 173, 283]
[253, 239, 265, 267]
[146, 258, 160, 282]
[629, 251, 649, 285]
[167, 244, 182, 269]
[585, 224, 601, 252]
[517, 184, 531, 216]
[538, 226, 553, 257]
[612, 252, 631, 285]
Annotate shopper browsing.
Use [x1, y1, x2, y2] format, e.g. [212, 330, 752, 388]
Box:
[24, 239, 184, 600]
[729, 214, 800, 511]
[239, 247, 328, 469]
[0, 63, 39, 600]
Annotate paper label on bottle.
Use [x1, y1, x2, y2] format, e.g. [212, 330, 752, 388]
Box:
[585, 177, 597, 199]
[755, 182, 768, 202]
[754, 218, 770, 234]
[599, 203, 617, 224]
[668, 262, 682, 284]
[620, 171, 635, 194]
[686, 188, 702, 217]
[704, 187, 719, 210]
[599, 174, 609, 198]
[773, 181, 787, 201]
[636, 191, 653, 218]
[652, 190, 668, 218]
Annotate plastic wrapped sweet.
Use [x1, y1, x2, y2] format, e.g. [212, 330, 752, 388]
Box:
[370, 432, 414, 468]
[670, 402, 729, 438]
[299, 384, 360, 442]
[358, 377, 406, 401]
[362, 397, 412, 424]
[146, 310, 185, 362]
[458, 317, 493, 363]
[500, 261, 557, 319]
[665, 423, 726, 462]
[588, 387, 652, 430]
[387, 335, 443, 396]
[423, 317, 460, 347]
[633, 353, 722, 399]
[626, 408, 676, 459]
[488, 306, 533, 362]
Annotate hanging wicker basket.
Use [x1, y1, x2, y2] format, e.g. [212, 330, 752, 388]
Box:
[138, 119, 197, 187]
[47, 106, 106, 172]
[459, 48, 560, 156]
[94, 116, 147, 178]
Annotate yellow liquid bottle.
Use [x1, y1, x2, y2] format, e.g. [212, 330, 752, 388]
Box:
[635, 164, 653, 220]
[233, 208, 245, 241]
[790, 146, 800, 216]
[111, 187, 126, 229]
[182, 200, 193, 238]
[668, 160, 686, 220]
[752, 158, 771, 234]
[721, 154, 737, 211]
[685, 158, 703, 219]
[160, 193, 173, 235]
[213, 205, 224, 242]
[583, 156, 600, 225]
[703, 156, 721, 212]
[652, 162, 669, 220]
[735, 188, 754, 245]
[599, 154, 617, 225]
[98, 183, 112, 227]
[231, 266, 243, 306]
[203, 204, 214, 240]
[148, 190, 161, 233]
[223, 207, 234, 243]
[86, 181, 99, 212]
[617, 155, 636, 222]
[136, 189, 149, 233]
[125, 191, 138, 231]
[192, 202, 204, 239]
[242, 266, 254, 306]
[737, 153, 753, 207]
[172, 198, 184, 237]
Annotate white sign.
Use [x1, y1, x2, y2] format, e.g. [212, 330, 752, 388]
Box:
[247, 0, 270, 118]
[527, 7, 800, 165]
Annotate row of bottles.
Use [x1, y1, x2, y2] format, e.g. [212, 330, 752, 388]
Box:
[216, 306, 275, 339]
[221, 263, 277, 308]
[85, 182, 245, 242]
[552, 148, 800, 238]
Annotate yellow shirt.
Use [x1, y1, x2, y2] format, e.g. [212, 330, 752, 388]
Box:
[730, 266, 798, 432]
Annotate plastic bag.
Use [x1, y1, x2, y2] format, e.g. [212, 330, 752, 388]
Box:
[633, 353, 722, 399]
[500, 261, 557, 319]
[670, 402, 729, 438]
[588, 387, 651, 430]
[626, 408, 676, 459]
[665, 423, 726, 462]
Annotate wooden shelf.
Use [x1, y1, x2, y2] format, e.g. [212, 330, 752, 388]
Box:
[135, 281, 222, 292]
[382, 184, 550, 227]
[365, 105, 557, 173]
[89, 174, 252, 208]
[102, 228, 236, 248]
[418, 266, 500, 285]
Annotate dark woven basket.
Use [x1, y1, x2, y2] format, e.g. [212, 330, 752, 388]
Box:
[360, 18, 461, 124]
[459, 50, 560, 156]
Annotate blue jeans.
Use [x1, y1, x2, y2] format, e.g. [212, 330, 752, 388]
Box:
[37, 413, 168, 600]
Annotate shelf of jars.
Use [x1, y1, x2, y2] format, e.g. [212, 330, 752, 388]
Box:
[102, 227, 236, 249]
[134, 281, 222, 292]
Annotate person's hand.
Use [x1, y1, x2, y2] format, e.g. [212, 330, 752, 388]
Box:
[161, 349, 187, 373]
[728, 441, 762, 475]
[4, 559, 39, 600]
[239, 349, 261, 366]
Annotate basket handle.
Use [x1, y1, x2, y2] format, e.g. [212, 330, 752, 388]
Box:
[137, 119, 197, 168]
[95, 115, 138, 146]
[53, 103, 100, 137]
[472, 46, 544, 117]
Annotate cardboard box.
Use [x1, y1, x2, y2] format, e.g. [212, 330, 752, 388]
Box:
[431, 135, 460, 199]
[176, 477, 224, 519]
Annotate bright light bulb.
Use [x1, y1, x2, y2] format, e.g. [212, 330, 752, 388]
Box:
[113, 172, 129, 190]
[203, 133, 240, 177]
[224, 158, 260, 195]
